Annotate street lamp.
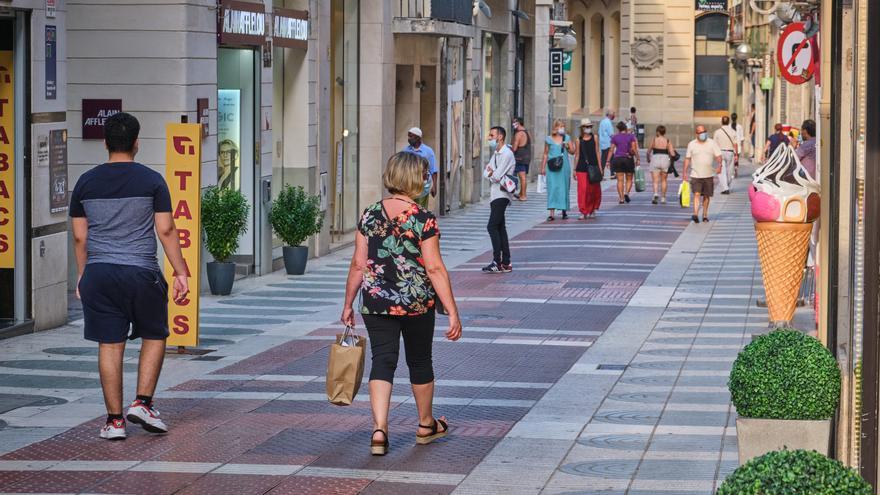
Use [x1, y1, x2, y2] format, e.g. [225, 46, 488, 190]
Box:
[557, 32, 577, 51]
[735, 43, 753, 61]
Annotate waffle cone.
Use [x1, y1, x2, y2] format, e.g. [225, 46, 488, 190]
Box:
[754, 222, 812, 322]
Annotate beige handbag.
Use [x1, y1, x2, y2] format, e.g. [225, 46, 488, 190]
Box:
[326, 326, 366, 406]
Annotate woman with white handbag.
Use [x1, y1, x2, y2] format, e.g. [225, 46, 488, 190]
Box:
[482, 126, 517, 273]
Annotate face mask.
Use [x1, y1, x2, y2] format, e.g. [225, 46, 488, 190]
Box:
[408, 138, 420, 147]
[583, 128, 593, 135]
[488, 138, 497, 149]
[418, 174, 432, 199]
[557, 128, 566, 135]
[698, 132, 708, 141]
[798, 135, 804, 143]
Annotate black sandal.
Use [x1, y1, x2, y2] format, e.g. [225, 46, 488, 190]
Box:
[547, 216, 555, 221]
[702, 217, 709, 223]
[561, 211, 568, 219]
[416, 418, 448, 445]
[371, 429, 389, 456]
[691, 215, 700, 223]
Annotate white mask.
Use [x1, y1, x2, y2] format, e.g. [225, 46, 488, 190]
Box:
[557, 127, 566, 135]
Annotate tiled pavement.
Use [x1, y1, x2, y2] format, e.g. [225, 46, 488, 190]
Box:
[0, 162, 777, 494]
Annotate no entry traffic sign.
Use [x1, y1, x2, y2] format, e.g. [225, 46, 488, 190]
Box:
[777, 22, 816, 85]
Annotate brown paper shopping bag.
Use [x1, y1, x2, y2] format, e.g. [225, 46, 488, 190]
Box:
[326, 326, 366, 406]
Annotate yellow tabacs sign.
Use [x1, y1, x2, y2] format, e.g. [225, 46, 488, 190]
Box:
[0, 51, 14, 269]
[164, 123, 201, 347]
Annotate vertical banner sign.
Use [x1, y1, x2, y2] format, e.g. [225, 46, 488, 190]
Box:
[549, 48, 564, 87]
[0, 51, 14, 269]
[45, 26, 56, 100]
[49, 129, 68, 213]
[164, 123, 201, 347]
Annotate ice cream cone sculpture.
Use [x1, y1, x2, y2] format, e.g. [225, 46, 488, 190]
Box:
[750, 144, 820, 324]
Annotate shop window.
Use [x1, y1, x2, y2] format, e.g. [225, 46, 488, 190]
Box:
[694, 13, 730, 112]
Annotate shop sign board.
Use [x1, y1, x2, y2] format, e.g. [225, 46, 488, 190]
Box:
[696, 0, 727, 11]
[49, 129, 68, 213]
[197, 98, 209, 138]
[46, 0, 56, 18]
[45, 25, 56, 100]
[218, 1, 267, 46]
[777, 22, 816, 85]
[82, 99, 121, 140]
[273, 8, 308, 49]
[164, 123, 202, 348]
[0, 51, 13, 269]
[549, 48, 563, 87]
[562, 51, 572, 71]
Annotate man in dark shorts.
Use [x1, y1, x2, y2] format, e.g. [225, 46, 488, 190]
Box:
[510, 117, 531, 201]
[683, 124, 722, 224]
[70, 112, 190, 440]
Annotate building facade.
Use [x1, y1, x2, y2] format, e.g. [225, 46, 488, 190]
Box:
[0, 0, 538, 337]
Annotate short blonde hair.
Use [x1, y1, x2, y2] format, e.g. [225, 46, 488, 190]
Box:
[552, 119, 566, 130]
[383, 152, 427, 199]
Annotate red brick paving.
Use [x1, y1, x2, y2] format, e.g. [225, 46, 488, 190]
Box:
[1, 196, 689, 493]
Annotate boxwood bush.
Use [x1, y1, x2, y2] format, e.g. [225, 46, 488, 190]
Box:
[269, 185, 323, 247]
[202, 186, 249, 263]
[717, 449, 871, 495]
[729, 329, 840, 420]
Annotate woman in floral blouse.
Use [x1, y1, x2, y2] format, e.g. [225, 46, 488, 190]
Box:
[342, 152, 462, 456]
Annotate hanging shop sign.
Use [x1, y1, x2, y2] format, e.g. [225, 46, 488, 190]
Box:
[82, 99, 121, 139]
[164, 123, 202, 348]
[45, 25, 56, 100]
[273, 8, 308, 49]
[49, 129, 68, 213]
[562, 51, 573, 71]
[549, 48, 563, 87]
[218, 1, 267, 46]
[0, 51, 13, 269]
[777, 22, 816, 85]
[696, 0, 727, 11]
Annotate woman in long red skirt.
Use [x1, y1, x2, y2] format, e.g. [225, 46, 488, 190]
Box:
[574, 119, 603, 219]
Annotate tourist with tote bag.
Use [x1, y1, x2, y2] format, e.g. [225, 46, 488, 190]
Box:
[340, 152, 462, 456]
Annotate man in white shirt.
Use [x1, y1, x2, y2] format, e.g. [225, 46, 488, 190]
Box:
[482, 126, 516, 274]
[712, 116, 739, 195]
[684, 125, 723, 223]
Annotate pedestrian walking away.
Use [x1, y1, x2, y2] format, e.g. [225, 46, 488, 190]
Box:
[574, 118, 603, 218]
[541, 119, 575, 220]
[341, 152, 462, 456]
[764, 123, 790, 161]
[796, 119, 817, 179]
[683, 124, 723, 223]
[511, 117, 532, 201]
[599, 108, 616, 179]
[713, 115, 739, 194]
[646, 125, 675, 204]
[70, 112, 190, 441]
[607, 121, 639, 204]
[748, 103, 757, 158]
[483, 126, 517, 273]
[731, 112, 745, 177]
[403, 127, 438, 208]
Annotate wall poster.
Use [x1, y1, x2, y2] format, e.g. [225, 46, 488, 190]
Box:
[217, 89, 241, 190]
[49, 129, 68, 213]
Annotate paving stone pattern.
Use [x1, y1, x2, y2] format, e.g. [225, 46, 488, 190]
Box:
[0, 165, 772, 494]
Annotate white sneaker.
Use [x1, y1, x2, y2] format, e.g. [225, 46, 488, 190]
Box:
[126, 399, 168, 434]
[660, 197, 667, 204]
[100, 418, 127, 440]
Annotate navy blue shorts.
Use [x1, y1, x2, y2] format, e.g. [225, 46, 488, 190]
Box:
[79, 263, 169, 343]
[514, 162, 530, 174]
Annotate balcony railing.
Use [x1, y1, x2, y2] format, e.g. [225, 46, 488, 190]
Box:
[395, 0, 472, 25]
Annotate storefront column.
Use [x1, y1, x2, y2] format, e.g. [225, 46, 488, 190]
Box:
[358, 0, 395, 211]
[533, 1, 552, 137]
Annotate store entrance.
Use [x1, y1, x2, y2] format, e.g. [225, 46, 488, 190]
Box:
[0, 12, 30, 333]
[218, 47, 259, 273]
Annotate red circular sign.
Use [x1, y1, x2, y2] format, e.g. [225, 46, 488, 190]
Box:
[777, 22, 816, 85]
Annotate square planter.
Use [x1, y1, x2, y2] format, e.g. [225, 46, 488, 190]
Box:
[736, 417, 831, 465]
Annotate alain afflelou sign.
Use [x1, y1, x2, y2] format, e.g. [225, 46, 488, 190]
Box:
[218, 1, 309, 49]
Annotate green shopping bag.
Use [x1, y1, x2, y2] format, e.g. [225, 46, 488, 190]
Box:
[634, 167, 646, 192]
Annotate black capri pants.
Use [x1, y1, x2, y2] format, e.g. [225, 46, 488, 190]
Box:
[362, 311, 436, 385]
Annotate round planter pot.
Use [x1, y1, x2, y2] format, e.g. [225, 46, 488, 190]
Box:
[207, 261, 236, 295]
[736, 417, 831, 465]
[283, 245, 309, 275]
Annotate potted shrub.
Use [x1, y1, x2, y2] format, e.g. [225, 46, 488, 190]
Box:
[717, 449, 871, 494]
[202, 186, 249, 295]
[268, 185, 323, 275]
[728, 329, 841, 465]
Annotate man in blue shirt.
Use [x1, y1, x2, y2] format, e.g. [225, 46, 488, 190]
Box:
[599, 108, 616, 178]
[403, 127, 437, 206]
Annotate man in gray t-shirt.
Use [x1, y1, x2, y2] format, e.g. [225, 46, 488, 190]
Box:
[70, 112, 189, 441]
